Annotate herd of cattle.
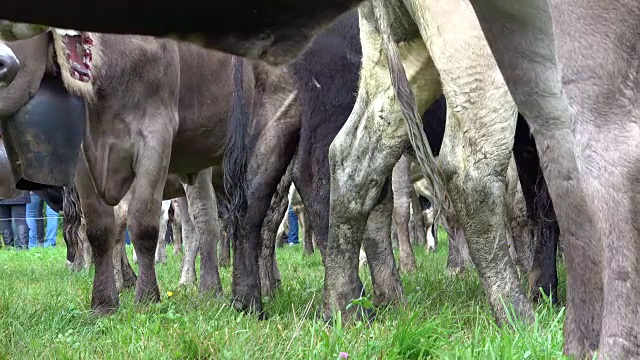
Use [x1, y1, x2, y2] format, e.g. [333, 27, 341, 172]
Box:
[0, 0, 637, 358]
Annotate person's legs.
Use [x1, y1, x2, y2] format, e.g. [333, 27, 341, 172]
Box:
[287, 205, 299, 245]
[12, 205, 29, 249]
[0, 205, 14, 247]
[26, 192, 43, 248]
[125, 227, 131, 245]
[43, 204, 59, 247]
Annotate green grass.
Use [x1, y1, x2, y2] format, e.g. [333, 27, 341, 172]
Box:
[0, 235, 568, 359]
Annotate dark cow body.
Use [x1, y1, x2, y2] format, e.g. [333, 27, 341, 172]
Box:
[0, 0, 363, 64]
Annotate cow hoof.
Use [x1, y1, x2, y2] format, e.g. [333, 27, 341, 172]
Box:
[91, 297, 119, 316]
[134, 283, 161, 304]
[231, 295, 264, 319]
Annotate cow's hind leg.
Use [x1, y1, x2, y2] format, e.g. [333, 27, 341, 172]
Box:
[127, 134, 173, 304]
[155, 200, 171, 264]
[75, 157, 119, 314]
[178, 195, 199, 286]
[171, 198, 183, 256]
[325, 5, 439, 321]
[185, 168, 223, 296]
[392, 155, 417, 272]
[408, 0, 534, 323]
[362, 181, 404, 307]
[260, 166, 291, 297]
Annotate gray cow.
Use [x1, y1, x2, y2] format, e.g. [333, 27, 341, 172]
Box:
[0, 31, 300, 316]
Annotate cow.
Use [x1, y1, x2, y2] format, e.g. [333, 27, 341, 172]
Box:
[0, 31, 301, 317]
[1, 0, 638, 355]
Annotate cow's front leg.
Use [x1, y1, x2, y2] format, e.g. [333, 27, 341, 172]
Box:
[75, 155, 119, 314]
[127, 134, 173, 304]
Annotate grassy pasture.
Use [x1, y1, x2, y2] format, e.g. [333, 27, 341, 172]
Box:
[0, 235, 568, 359]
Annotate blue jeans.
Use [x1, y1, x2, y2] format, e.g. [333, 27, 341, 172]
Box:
[26, 193, 59, 248]
[287, 205, 299, 244]
[125, 227, 131, 245]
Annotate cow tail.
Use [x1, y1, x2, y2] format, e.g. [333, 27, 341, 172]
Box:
[63, 183, 82, 265]
[223, 56, 250, 244]
[371, 0, 450, 228]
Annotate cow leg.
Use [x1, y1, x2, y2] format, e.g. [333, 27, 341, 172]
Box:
[177, 194, 198, 286]
[325, 6, 440, 321]
[553, 1, 640, 356]
[184, 168, 223, 296]
[113, 193, 132, 291]
[392, 155, 417, 272]
[127, 151, 171, 304]
[229, 66, 300, 316]
[505, 156, 535, 277]
[218, 232, 231, 268]
[410, 191, 427, 247]
[512, 117, 559, 304]
[260, 167, 291, 297]
[171, 198, 183, 256]
[445, 213, 470, 274]
[294, 205, 313, 255]
[362, 181, 404, 307]
[404, 0, 534, 323]
[529, 179, 559, 304]
[470, 0, 603, 355]
[154, 200, 170, 264]
[75, 156, 119, 314]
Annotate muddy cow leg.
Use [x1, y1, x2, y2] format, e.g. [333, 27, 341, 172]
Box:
[260, 167, 292, 297]
[404, 0, 534, 323]
[154, 200, 170, 264]
[325, 4, 441, 322]
[470, 0, 603, 355]
[171, 198, 183, 256]
[178, 195, 199, 286]
[184, 168, 223, 296]
[112, 193, 129, 292]
[75, 156, 119, 314]
[505, 156, 535, 277]
[362, 181, 404, 307]
[445, 212, 470, 274]
[392, 155, 417, 272]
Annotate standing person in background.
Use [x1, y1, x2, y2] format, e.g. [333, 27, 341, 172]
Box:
[287, 204, 300, 246]
[0, 191, 30, 249]
[26, 191, 59, 248]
